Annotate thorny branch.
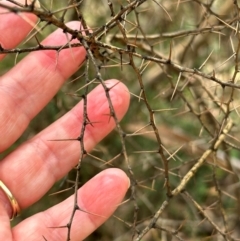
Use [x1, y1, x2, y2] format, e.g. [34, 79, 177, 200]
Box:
[1, 0, 240, 240]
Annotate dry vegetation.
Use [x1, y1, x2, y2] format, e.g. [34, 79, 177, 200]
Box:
[1, 0, 240, 240]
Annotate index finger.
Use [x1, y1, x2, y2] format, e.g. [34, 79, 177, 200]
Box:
[0, 21, 86, 152]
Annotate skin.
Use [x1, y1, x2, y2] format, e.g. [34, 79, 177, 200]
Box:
[0, 2, 130, 241]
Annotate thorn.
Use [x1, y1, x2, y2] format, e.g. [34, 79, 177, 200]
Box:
[77, 206, 106, 218]
[49, 186, 74, 196]
[107, 81, 121, 91]
[47, 138, 79, 141]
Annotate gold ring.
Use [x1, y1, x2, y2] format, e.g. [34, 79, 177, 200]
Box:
[0, 180, 20, 220]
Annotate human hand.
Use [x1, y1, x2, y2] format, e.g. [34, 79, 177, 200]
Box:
[0, 2, 130, 241]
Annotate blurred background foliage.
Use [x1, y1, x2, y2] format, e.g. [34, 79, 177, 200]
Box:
[1, 0, 240, 240]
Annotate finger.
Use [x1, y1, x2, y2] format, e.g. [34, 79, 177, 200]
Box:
[0, 0, 38, 61]
[0, 21, 86, 152]
[0, 201, 11, 240]
[12, 169, 129, 241]
[0, 80, 130, 215]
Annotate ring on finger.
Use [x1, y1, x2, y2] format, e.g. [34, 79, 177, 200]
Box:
[0, 180, 20, 220]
